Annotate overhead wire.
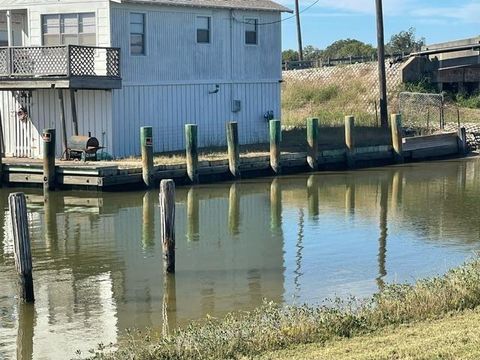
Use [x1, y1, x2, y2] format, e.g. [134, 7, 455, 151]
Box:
[232, 0, 321, 26]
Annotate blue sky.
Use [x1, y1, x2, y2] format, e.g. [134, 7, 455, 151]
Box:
[278, 0, 480, 50]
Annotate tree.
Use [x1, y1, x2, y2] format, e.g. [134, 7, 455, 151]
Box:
[322, 39, 376, 59]
[303, 45, 322, 60]
[386, 27, 425, 55]
[282, 49, 299, 62]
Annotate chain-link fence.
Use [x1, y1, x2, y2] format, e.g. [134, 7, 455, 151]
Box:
[398, 92, 445, 134]
[282, 60, 403, 128]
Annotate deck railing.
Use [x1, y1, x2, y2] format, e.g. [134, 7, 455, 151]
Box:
[0, 45, 121, 79]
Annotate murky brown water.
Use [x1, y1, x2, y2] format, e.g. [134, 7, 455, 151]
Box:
[1, 157, 480, 359]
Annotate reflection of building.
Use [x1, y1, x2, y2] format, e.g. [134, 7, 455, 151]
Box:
[0, 184, 285, 359]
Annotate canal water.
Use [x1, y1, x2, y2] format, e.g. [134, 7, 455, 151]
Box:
[1, 158, 480, 359]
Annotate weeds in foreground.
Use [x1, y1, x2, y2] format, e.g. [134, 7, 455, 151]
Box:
[87, 259, 480, 360]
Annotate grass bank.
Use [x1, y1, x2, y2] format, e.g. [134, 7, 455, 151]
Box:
[88, 259, 480, 360]
[260, 308, 480, 359]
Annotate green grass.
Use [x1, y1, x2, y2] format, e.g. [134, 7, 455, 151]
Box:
[86, 259, 480, 360]
[258, 308, 480, 360]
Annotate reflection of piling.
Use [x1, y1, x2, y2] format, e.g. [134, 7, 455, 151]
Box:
[377, 180, 388, 291]
[345, 182, 355, 216]
[391, 171, 403, 212]
[16, 303, 35, 360]
[307, 175, 319, 218]
[270, 178, 282, 231]
[228, 183, 240, 236]
[162, 273, 177, 336]
[186, 186, 200, 241]
[9, 193, 34, 302]
[44, 194, 58, 250]
[142, 191, 155, 249]
[269, 120, 281, 174]
[160, 180, 175, 273]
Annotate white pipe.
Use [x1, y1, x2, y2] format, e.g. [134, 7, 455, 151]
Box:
[6, 10, 13, 46]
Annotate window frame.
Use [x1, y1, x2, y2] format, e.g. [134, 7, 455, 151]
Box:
[196, 16, 211, 44]
[129, 12, 147, 56]
[244, 18, 258, 46]
[41, 12, 97, 47]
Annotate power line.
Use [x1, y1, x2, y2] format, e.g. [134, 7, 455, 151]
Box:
[232, 0, 321, 26]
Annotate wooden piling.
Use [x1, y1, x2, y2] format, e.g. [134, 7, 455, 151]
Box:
[345, 115, 355, 168]
[269, 120, 281, 174]
[185, 124, 199, 183]
[160, 180, 175, 274]
[140, 126, 154, 188]
[162, 273, 177, 336]
[9, 193, 34, 302]
[307, 118, 319, 170]
[457, 127, 467, 155]
[57, 90, 68, 160]
[226, 122, 241, 178]
[390, 114, 404, 163]
[42, 129, 56, 192]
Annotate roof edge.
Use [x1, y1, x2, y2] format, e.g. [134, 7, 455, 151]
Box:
[112, 0, 293, 13]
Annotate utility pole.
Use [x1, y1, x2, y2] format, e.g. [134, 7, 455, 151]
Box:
[295, 0, 304, 61]
[375, 0, 388, 128]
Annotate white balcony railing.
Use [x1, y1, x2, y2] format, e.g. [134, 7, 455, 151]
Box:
[0, 45, 121, 79]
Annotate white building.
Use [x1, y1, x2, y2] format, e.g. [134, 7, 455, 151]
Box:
[0, 0, 290, 158]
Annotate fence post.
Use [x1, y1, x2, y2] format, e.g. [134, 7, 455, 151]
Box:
[185, 124, 199, 184]
[270, 119, 281, 174]
[457, 127, 467, 155]
[390, 114, 404, 163]
[345, 115, 356, 168]
[226, 122, 241, 178]
[307, 118, 319, 170]
[42, 129, 56, 192]
[160, 180, 175, 274]
[140, 126, 154, 188]
[9, 193, 34, 302]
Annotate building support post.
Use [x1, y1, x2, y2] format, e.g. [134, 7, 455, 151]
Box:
[57, 90, 69, 160]
[70, 90, 79, 136]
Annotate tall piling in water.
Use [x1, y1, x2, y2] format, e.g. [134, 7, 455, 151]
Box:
[9, 193, 34, 302]
[160, 180, 175, 274]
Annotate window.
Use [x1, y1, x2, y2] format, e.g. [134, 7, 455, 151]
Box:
[245, 19, 258, 45]
[42, 13, 96, 46]
[130, 13, 145, 55]
[196, 16, 210, 44]
[0, 31, 7, 46]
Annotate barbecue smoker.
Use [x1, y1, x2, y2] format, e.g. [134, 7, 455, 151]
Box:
[67, 134, 103, 161]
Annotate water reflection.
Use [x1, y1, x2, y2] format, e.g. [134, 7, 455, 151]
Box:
[16, 303, 35, 360]
[377, 179, 389, 291]
[1, 158, 480, 359]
